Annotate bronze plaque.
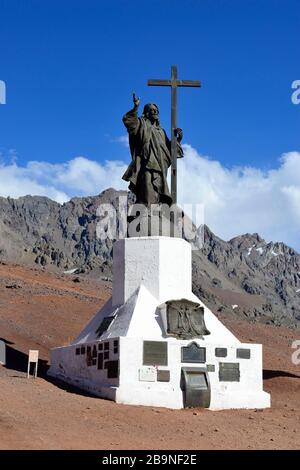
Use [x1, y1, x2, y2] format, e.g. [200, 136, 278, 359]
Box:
[157, 370, 170, 382]
[219, 362, 240, 382]
[215, 348, 227, 358]
[143, 341, 168, 366]
[97, 353, 103, 370]
[166, 299, 210, 339]
[181, 342, 206, 363]
[236, 348, 251, 359]
[86, 351, 92, 367]
[106, 360, 119, 379]
[181, 367, 211, 408]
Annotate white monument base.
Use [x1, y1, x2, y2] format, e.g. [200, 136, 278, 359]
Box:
[48, 237, 270, 410]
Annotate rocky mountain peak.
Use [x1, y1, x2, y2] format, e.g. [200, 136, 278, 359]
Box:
[0, 189, 299, 328]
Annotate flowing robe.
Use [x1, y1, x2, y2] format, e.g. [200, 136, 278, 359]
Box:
[122, 106, 183, 206]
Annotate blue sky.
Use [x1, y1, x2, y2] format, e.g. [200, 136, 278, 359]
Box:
[0, 0, 300, 249]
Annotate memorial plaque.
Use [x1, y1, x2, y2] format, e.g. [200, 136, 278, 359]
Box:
[181, 342, 206, 363]
[106, 360, 119, 379]
[215, 348, 227, 358]
[219, 362, 240, 382]
[95, 316, 115, 338]
[157, 370, 170, 382]
[166, 299, 210, 339]
[236, 348, 251, 359]
[143, 341, 168, 366]
[97, 353, 103, 370]
[181, 367, 211, 408]
[207, 364, 215, 372]
[86, 348, 92, 367]
[0, 340, 6, 365]
[139, 366, 156, 382]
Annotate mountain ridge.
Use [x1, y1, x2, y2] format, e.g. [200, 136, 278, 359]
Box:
[0, 189, 299, 328]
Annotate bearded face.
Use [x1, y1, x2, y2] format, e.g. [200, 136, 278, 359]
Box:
[144, 104, 159, 124]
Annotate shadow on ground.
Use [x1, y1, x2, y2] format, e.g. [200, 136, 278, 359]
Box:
[263, 369, 300, 380]
[1, 339, 100, 398]
[3, 342, 49, 377]
[46, 374, 99, 398]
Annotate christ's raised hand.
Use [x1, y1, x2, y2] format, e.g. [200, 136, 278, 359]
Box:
[133, 93, 140, 107]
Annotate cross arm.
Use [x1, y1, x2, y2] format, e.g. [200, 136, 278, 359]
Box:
[177, 80, 201, 87]
[148, 79, 201, 88]
[148, 79, 172, 87]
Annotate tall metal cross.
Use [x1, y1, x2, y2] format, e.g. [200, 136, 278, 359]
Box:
[148, 65, 201, 204]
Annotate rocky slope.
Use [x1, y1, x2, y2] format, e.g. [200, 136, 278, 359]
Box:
[0, 189, 299, 328]
[193, 226, 300, 327]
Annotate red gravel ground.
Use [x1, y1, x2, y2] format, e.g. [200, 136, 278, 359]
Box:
[0, 263, 299, 450]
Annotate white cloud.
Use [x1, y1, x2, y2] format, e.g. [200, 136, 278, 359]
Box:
[26, 157, 128, 196]
[178, 145, 300, 251]
[0, 157, 128, 204]
[0, 162, 70, 203]
[109, 135, 129, 147]
[0, 147, 299, 251]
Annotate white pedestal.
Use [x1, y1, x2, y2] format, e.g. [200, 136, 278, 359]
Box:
[48, 237, 271, 410]
[112, 237, 191, 307]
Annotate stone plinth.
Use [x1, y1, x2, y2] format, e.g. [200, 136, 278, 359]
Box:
[48, 237, 271, 410]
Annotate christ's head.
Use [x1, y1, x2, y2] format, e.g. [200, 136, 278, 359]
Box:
[143, 103, 159, 124]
